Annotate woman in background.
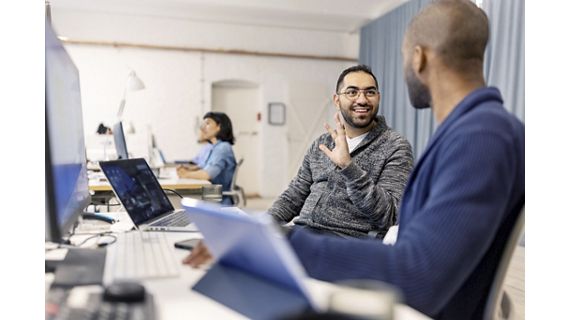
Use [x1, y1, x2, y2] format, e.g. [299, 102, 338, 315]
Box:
[177, 112, 237, 205]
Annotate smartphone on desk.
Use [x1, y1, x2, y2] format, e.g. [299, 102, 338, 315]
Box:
[174, 238, 201, 250]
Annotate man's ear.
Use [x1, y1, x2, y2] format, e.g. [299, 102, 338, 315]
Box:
[412, 45, 427, 74]
[333, 94, 341, 109]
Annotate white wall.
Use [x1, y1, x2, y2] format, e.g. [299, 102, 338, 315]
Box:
[51, 9, 359, 58]
[50, 8, 356, 197]
[212, 81, 262, 195]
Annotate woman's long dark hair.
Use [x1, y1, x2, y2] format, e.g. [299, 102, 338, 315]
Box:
[203, 112, 235, 145]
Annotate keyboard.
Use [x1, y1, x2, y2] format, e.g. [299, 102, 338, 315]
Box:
[152, 211, 192, 227]
[47, 286, 157, 320]
[106, 231, 180, 281]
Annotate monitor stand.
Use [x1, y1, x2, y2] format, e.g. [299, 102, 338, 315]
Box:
[48, 248, 107, 288]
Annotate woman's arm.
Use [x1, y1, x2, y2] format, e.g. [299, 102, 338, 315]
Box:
[177, 166, 211, 180]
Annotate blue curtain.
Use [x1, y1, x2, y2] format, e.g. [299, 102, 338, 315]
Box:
[483, 0, 525, 122]
[360, 0, 434, 158]
[360, 0, 525, 158]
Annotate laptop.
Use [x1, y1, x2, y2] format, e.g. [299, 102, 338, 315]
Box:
[99, 158, 198, 232]
[181, 198, 316, 308]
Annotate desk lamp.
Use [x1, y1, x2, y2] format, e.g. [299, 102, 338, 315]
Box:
[116, 71, 145, 120]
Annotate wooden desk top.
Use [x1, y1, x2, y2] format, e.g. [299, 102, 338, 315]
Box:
[88, 165, 210, 192]
[89, 178, 210, 192]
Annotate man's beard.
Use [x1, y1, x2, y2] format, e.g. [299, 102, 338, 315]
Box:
[339, 105, 376, 129]
[405, 65, 432, 109]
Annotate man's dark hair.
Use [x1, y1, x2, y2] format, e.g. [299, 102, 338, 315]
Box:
[336, 65, 379, 92]
[203, 112, 235, 145]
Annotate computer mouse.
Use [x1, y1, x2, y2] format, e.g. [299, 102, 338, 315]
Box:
[103, 281, 146, 303]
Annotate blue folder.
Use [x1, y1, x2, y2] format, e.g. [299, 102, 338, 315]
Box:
[193, 263, 312, 319]
[181, 198, 318, 315]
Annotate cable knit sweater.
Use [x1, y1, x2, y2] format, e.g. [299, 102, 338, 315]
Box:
[269, 116, 413, 238]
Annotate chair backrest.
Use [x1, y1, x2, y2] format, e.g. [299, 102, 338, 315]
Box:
[483, 206, 525, 320]
[230, 158, 244, 190]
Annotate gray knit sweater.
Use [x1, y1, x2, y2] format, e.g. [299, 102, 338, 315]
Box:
[269, 116, 413, 238]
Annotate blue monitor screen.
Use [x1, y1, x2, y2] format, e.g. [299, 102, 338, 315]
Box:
[45, 22, 90, 241]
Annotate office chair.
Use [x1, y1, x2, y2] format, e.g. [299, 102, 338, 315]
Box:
[483, 206, 525, 320]
[222, 158, 246, 207]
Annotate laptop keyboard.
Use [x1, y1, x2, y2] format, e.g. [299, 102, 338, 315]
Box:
[152, 211, 192, 227]
[106, 231, 180, 281]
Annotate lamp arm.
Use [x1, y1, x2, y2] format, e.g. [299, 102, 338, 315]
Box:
[117, 99, 126, 119]
[116, 82, 128, 119]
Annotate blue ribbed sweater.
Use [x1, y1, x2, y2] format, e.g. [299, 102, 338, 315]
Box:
[289, 87, 525, 319]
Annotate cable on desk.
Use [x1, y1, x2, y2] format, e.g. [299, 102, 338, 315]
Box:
[45, 231, 117, 251]
[74, 232, 117, 248]
[89, 201, 122, 207]
[89, 197, 123, 214]
[163, 188, 183, 199]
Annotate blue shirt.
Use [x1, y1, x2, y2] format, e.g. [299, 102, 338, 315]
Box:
[202, 141, 236, 205]
[192, 143, 214, 168]
[288, 87, 525, 319]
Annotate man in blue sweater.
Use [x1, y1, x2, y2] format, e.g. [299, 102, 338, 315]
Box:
[184, 0, 524, 318]
[288, 0, 525, 319]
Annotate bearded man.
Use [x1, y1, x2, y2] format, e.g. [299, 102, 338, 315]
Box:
[268, 65, 413, 239]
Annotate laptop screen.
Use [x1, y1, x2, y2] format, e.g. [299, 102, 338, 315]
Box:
[99, 158, 174, 225]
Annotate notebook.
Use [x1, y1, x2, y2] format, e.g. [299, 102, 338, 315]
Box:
[181, 198, 316, 308]
[99, 158, 198, 232]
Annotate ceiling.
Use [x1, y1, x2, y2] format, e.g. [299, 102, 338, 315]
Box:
[48, 0, 409, 33]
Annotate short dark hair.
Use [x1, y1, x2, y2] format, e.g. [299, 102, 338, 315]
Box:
[406, 0, 489, 73]
[336, 65, 379, 92]
[203, 112, 235, 145]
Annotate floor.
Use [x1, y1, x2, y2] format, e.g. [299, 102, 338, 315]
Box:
[243, 196, 525, 319]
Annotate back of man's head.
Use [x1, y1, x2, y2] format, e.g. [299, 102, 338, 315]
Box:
[406, 0, 489, 74]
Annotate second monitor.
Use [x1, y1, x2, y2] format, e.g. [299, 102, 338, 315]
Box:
[113, 121, 129, 160]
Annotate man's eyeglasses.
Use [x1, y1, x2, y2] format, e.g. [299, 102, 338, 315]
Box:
[337, 88, 379, 99]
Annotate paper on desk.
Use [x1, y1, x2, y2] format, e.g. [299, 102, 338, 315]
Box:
[110, 212, 135, 232]
[74, 212, 134, 234]
[75, 223, 112, 234]
[45, 248, 69, 261]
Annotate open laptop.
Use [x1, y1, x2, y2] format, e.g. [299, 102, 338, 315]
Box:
[99, 158, 198, 232]
[181, 198, 316, 308]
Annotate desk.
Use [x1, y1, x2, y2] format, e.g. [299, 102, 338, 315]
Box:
[47, 213, 431, 320]
[89, 178, 210, 192]
[89, 173, 211, 210]
[141, 235, 431, 320]
[88, 166, 210, 192]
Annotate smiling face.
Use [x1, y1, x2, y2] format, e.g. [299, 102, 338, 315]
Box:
[334, 71, 380, 130]
[200, 117, 221, 143]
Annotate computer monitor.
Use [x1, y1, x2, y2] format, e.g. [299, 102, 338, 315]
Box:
[45, 21, 90, 243]
[113, 121, 129, 159]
